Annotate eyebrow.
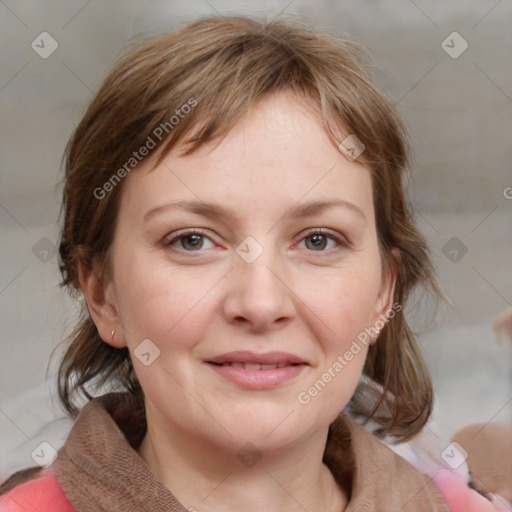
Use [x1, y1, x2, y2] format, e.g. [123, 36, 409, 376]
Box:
[144, 198, 367, 224]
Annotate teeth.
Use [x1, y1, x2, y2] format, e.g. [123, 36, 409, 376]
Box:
[244, 363, 261, 370]
[219, 362, 286, 370]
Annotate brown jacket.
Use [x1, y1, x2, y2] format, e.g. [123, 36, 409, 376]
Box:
[39, 392, 448, 511]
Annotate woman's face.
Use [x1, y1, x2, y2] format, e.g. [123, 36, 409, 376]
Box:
[93, 92, 395, 453]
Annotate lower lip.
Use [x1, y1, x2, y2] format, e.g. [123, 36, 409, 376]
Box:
[206, 363, 307, 389]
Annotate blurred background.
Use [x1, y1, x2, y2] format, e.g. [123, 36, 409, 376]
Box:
[1, 0, 511, 479]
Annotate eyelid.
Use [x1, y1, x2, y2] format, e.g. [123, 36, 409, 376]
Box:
[165, 227, 208, 240]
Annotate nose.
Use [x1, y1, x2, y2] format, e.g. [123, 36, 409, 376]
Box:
[222, 246, 296, 333]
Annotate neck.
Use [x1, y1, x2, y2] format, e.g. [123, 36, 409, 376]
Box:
[138, 411, 347, 512]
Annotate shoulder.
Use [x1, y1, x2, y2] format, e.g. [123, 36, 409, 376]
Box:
[331, 414, 450, 511]
[0, 468, 75, 512]
[341, 415, 508, 511]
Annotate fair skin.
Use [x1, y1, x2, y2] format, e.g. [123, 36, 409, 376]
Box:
[80, 92, 397, 512]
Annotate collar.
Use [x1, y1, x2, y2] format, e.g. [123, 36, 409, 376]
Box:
[53, 393, 448, 511]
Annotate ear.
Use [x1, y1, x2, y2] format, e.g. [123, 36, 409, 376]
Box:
[78, 262, 126, 348]
[371, 248, 400, 330]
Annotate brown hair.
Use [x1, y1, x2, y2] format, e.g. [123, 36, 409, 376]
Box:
[57, 15, 442, 441]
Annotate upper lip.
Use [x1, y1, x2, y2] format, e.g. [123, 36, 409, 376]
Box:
[206, 351, 307, 365]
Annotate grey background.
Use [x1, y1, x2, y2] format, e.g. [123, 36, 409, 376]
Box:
[1, 0, 511, 478]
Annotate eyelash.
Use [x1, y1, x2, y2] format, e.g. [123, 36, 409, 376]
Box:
[164, 228, 350, 255]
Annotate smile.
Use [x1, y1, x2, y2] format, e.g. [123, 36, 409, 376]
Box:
[205, 351, 308, 389]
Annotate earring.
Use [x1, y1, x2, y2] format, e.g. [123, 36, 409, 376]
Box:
[111, 329, 115, 342]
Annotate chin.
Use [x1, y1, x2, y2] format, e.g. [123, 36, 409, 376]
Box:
[225, 409, 317, 448]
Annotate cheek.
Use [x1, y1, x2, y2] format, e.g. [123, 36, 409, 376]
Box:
[112, 251, 217, 349]
[306, 264, 382, 347]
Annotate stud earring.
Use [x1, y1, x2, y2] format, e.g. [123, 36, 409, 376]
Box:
[111, 329, 115, 342]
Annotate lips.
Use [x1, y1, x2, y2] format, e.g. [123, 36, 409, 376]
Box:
[205, 351, 308, 389]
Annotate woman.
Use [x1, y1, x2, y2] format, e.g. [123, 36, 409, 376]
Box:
[0, 15, 506, 512]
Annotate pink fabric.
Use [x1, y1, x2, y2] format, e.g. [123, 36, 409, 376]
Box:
[2, 468, 509, 512]
[1, 465, 511, 511]
[433, 470, 512, 512]
[0, 469, 75, 512]
[1, 425, 511, 512]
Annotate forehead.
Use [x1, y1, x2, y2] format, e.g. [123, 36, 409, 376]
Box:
[122, 92, 374, 223]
